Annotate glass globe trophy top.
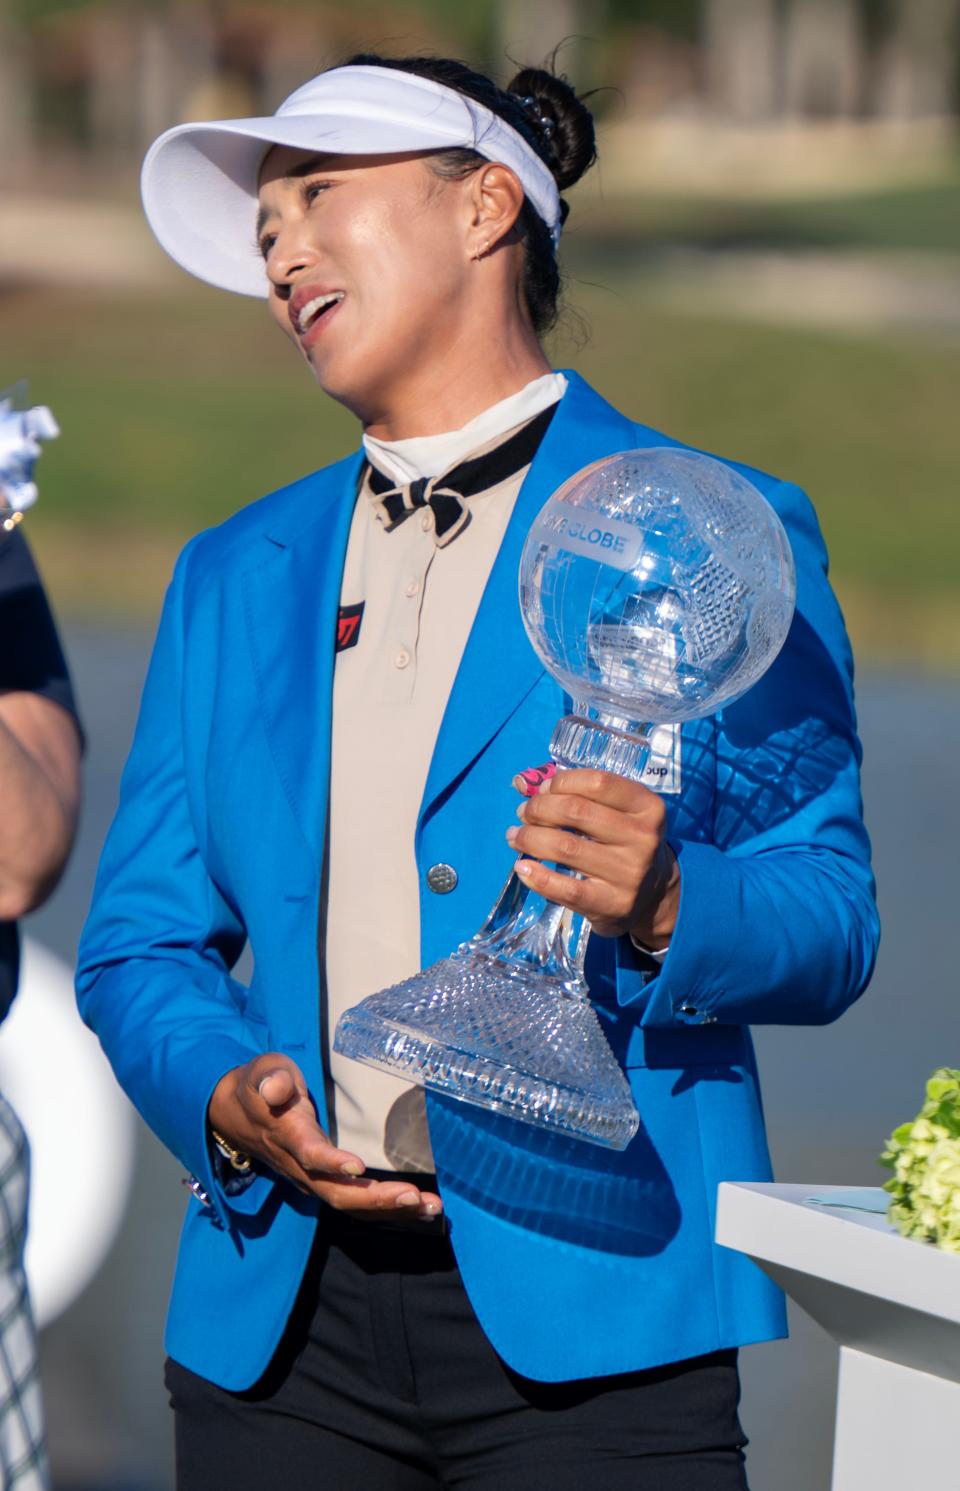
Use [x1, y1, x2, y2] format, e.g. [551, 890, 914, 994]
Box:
[522, 446, 796, 773]
[334, 448, 796, 1151]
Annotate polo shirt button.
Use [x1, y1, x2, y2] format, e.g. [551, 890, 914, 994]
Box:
[404, 579, 420, 598]
[394, 648, 411, 669]
[420, 512, 433, 532]
[426, 863, 458, 894]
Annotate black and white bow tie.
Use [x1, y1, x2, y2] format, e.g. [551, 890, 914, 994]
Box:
[365, 403, 557, 548]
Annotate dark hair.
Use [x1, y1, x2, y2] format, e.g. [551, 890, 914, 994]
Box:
[341, 53, 597, 335]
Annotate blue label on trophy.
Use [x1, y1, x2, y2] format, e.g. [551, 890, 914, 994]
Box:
[529, 507, 643, 572]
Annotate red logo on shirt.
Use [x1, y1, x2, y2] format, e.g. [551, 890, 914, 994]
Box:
[336, 602, 364, 653]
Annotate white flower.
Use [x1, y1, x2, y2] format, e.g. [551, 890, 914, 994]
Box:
[880, 1069, 960, 1253]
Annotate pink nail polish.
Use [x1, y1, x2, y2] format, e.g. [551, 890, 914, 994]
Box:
[513, 762, 556, 797]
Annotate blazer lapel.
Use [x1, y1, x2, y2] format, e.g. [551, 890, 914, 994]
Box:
[419, 373, 640, 826]
[241, 374, 643, 855]
[242, 453, 364, 861]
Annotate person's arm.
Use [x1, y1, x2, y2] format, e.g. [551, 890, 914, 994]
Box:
[0, 692, 80, 919]
[0, 530, 82, 919]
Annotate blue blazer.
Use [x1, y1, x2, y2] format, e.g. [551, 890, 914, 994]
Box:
[76, 372, 879, 1389]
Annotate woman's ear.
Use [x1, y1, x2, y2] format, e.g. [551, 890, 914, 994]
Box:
[466, 163, 526, 259]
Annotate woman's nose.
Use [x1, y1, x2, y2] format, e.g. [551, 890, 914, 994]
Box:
[266, 224, 321, 292]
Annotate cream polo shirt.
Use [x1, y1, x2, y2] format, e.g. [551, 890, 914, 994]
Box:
[326, 386, 565, 1173]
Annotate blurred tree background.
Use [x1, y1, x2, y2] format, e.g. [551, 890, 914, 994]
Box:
[2, 0, 959, 668]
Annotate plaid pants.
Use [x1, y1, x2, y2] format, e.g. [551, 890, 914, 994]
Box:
[0, 1097, 48, 1491]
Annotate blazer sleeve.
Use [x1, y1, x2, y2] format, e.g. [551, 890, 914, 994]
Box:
[615, 478, 880, 1028]
[75, 540, 271, 1225]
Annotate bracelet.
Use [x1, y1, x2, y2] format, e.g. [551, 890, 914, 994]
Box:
[210, 1128, 253, 1173]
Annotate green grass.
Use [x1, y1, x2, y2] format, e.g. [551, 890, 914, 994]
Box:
[0, 284, 357, 529]
[4, 272, 959, 668]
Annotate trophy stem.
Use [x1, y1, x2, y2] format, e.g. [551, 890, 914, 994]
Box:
[464, 708, 652, 997]
[469, 861, 588, 996]
[551, 707, 652, 780]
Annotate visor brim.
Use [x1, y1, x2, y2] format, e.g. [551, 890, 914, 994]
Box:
[141, 114, 474, 298]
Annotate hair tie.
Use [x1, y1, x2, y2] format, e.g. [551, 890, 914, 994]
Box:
[517, 94, 556, 141]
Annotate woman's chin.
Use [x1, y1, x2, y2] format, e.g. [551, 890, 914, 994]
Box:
[305, 359, 372, 419]
[303, 351, 399, 423]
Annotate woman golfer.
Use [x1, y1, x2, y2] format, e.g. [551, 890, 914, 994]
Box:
[77, 53, 878, 1490]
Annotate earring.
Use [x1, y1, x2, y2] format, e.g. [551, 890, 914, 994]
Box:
[473, 240, 491, 262]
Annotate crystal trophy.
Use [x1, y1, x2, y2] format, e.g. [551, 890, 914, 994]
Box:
[335, 447, 796, 1149]
[0, 381, 59, 534]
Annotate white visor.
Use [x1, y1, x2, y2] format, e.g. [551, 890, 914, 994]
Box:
[141, 64, 563, 298]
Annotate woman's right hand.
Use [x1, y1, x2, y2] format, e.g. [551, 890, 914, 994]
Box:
[207, 1053, 442, 1219]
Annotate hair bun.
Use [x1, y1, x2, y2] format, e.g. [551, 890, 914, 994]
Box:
[507, 66, 597, 192]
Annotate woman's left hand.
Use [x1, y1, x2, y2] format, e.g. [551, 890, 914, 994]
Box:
[506, 768, 680, 947]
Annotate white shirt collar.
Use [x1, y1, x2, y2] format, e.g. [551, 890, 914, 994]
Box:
[362, 372, 568, 487]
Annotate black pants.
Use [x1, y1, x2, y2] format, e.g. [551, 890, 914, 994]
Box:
[167, 1208, 749, 1490]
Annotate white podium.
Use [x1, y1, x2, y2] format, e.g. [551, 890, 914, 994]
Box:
[716, 1182, 960, 1491]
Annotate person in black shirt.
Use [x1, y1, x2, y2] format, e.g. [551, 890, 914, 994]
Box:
[0, 527, 81, 1490]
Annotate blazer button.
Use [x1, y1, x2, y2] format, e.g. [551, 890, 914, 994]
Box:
[426, 863, 458, 894]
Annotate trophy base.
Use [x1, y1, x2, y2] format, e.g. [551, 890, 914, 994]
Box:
[333, 951, 640, 1151]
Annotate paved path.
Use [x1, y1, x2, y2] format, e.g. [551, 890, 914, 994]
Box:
[640, 246, 960, 338]
[3, 193, 960, 340]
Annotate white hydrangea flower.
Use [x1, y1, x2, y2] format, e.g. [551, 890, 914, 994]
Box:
[881, 1069, 960, 1252]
